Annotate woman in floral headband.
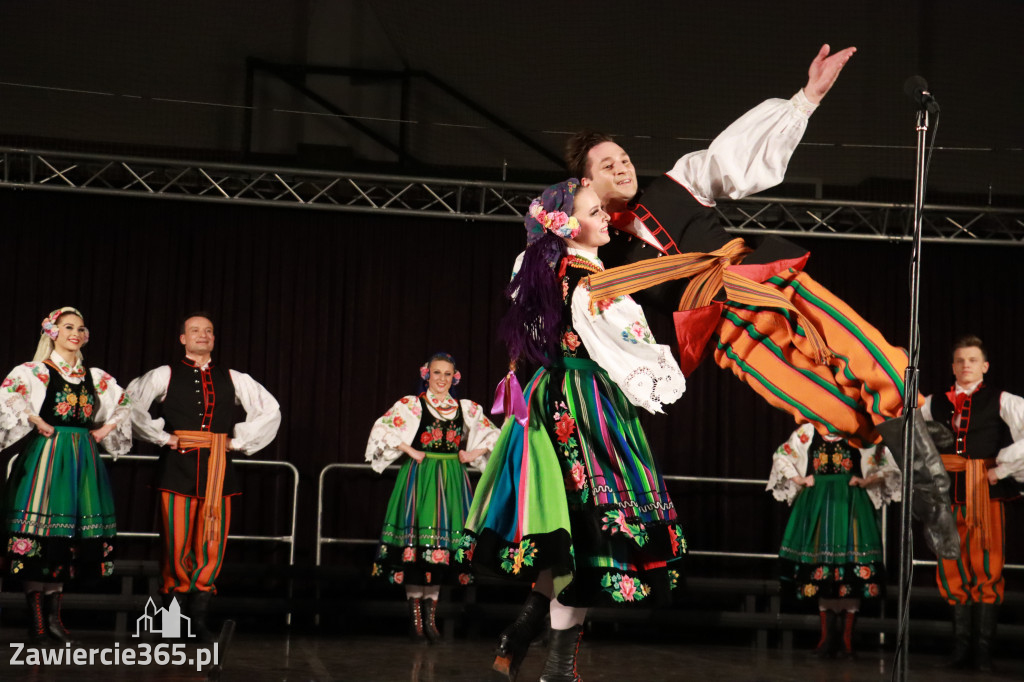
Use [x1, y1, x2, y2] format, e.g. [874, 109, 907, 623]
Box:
[364, 352, 500, 642]
[0, 307, 132, 644]
[460, 180, 687, 681]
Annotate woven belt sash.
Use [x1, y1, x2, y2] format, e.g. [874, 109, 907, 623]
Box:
[586, 237, 831, 364]
[940, 454, 996, 546]
[175, 430, 228, 549]
[424, 451, 458, 460]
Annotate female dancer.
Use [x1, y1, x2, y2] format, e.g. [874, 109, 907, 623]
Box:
[767, 423, 900, 657]
[459, 180, 687, 681]
[1, 307, 132, 642]
[366, 352, 500, 642]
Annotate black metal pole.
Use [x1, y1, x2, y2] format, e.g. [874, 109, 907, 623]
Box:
[894, 107, 929, 682]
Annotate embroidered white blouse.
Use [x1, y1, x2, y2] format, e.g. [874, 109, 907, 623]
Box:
[125, 364, 281, 455]
[766, 423, 902, 508]
[0, 351, 133, 456]
[364, 390, 500, 474]
[567, 249, 686, 414]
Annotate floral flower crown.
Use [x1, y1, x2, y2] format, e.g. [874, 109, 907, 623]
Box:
[527, 200, 580, 240]
[420, 354, 461, 386]
[41, 307, 89, 346]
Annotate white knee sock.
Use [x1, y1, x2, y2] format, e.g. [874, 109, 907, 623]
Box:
[405, 585, 424, 599]
[549, 598, 586, 630]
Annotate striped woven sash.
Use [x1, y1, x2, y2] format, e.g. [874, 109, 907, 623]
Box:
[174, 429, 228, 550]
[587, 238, 831, 364]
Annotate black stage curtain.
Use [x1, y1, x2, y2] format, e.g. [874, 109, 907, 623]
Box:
[2, 188, 1022, 590]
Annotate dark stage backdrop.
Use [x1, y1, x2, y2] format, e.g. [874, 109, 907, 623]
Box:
[2, 187, 1023, 594]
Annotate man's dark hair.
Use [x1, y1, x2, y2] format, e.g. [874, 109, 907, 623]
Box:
[952, 334, 987, 360]
[565, 130, 614, 180]
[179, 311, 215, 335]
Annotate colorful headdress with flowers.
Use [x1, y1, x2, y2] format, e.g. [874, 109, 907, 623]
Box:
[419, 352, 461, 387]
[525, 179, 581, 244]
[41, 307, 89, 346]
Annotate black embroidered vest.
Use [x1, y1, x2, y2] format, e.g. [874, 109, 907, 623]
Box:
[412, 394, 464, 454]
[156, 358, 242, 497]
[930, 385, 1018, 503]
[40, 362, 98, 428]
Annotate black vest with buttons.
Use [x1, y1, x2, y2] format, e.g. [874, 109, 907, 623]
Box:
[157, 357, 242, 496]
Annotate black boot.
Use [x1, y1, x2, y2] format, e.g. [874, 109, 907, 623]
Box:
[975, 603, 998, 673]
[835, 610, 857, 659]
[813, 610, 837, 658]
[25, 591, 47, 645]
[539, 625, 583, 682]
[947, 604, 972, 669]
[188, 591, 215, 643]
[407, 597, 427, 642]
[43, 592, 74, 644]
[876, 413, 959, 559]
[421, 598, 441, 642]
[493, 591, 550, 681]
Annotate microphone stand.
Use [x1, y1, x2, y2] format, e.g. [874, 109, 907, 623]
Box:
[894, 106, 929, 682]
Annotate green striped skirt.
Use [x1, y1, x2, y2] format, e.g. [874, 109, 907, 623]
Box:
[779, 473, 885, 600]
[3, 426, 116, 582]
[371, 451, 474, 586]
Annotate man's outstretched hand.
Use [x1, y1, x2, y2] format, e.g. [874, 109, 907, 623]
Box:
[804, 44, 857, 104]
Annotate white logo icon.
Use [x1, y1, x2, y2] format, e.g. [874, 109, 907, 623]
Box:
[133, 597, 195, 639]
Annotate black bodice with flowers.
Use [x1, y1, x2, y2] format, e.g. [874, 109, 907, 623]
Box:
[557, 256, 600, 361]
[807, 432, 863, 477]
[413, 394, 464, 454]
[40, 360, 98, 427]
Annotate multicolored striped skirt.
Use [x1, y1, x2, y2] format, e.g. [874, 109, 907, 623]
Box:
[371, 452, 474, 586]
[3, 426, 116, 582]
[779, 474, 885, 600]
[460, 358, 686, 607]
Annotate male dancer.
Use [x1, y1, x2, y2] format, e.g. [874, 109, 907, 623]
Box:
[922, 335, 1023, 672]
[565, 44, 957, 557]
[127, 313, 281, 640]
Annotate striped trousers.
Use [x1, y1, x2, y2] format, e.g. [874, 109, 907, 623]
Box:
[936, 501, 1005, 605]
[711, 268, 917, 448]
[160, 491, 232, 594]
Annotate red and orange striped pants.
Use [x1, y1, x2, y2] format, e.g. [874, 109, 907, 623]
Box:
[160, 491, 232, 594]
[711, 269, 919, 448]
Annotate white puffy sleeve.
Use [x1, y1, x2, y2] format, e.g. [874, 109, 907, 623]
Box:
[459, 399, 501, 472]
[365, 396, 423, 473]
[570, 285, 685, 414]
[666, 91, 816, 206]
[229, 370, 282, 455]
[767, 423, 813, 505]
[992, 392, 1024, 482]
[89, 368, 133, 457]
[0, 363, 49, 449]
[859, 444, 902, 509]
[126, 366, 173, 447]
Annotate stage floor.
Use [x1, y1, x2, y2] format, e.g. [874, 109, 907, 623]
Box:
[0, 628, 1018, 681]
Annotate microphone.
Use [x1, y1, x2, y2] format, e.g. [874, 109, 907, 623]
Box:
[903, 75, 940, 114]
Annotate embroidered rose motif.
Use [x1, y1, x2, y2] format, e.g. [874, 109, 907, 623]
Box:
[56, 402, 72, 416]
[811, 566, 825, 581]
[783, 444, 793, 455]
[561, 331, 581, 352]
[445, 430, 457, 442]
[1, 378, 12, 389]
[842, 458, 853, 471]
[569, 463, 586, 491]
[420, 433, 432, 445]
[553, 414, 576, 444]
[839, 585, 850, 597]
[392, 415, 404, 428]
[83, 403, 94, 418]
[66, 392, 78, 407]
[618, 575, 637, 601]
[430, 549, 449, 564]
[802, 584, 818, 598]
[866, 583, 880, 597]
[453, 435, 462, 447]
[402, 547, 416, 562]
[798, 431, 811, 444]
[431, 428, 442, 440]
[10, 538, 35, 556]
[857, 565, 872, 579]
[458, 573, 472, 585]
[393, 571, 404, 585]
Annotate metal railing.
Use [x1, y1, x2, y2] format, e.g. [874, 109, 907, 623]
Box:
[5, 452, 300, 563]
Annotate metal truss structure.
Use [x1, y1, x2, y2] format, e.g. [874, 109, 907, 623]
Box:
[2, 147, 1022, 246]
